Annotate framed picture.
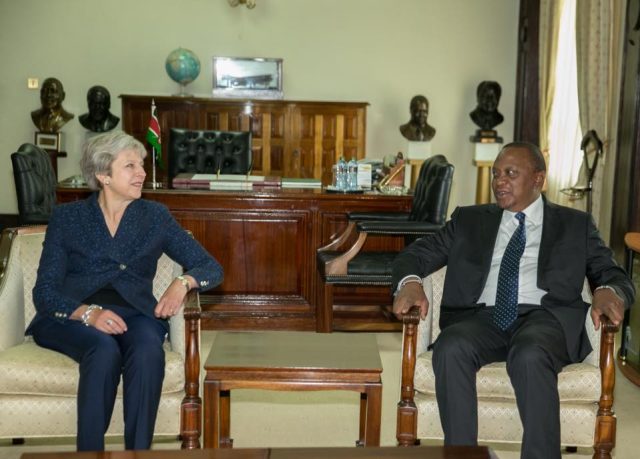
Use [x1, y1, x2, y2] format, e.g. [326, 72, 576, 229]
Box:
[34, 132, 61, 151]
[212, 57, 283, 99]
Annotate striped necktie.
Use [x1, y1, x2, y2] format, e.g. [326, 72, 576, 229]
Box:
[493, 212, 526, 330]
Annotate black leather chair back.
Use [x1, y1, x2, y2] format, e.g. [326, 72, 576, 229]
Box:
[11, 144, 57, 225]
[169, 128, 252, 186]
[408, 154, 455, 225]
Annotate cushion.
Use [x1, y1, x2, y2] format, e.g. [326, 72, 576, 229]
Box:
[0, 341, 184, 396]
[414, 351, 601, 402]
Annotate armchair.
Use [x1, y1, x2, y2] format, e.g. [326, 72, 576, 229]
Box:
[0, 226, 204, 449]
[169, 128, 252, 187]
[11, 144, 57, 225]
[316, 155, 454, 332]
[397, 267, 619, 459]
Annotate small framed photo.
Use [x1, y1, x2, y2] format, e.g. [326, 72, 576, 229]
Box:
[212, 56, 283, 99]
[34, 132, 61, 151]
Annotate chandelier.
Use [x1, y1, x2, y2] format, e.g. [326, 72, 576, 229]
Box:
[228, 0, 256, 8]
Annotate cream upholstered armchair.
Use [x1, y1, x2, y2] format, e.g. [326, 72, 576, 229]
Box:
[397, 267, 619, 459]
[0, 226, 204, 449]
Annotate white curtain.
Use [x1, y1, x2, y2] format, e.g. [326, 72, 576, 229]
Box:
[546, 0, 583, 206]
[575, 0, 625, 242]
[539, 0, 563, 175]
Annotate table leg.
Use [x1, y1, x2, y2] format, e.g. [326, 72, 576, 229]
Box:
[363, 383, 382, 446]
[203, 380, 221, 448]
[220, 389, 233, 448]
[356, 393, 367, 446]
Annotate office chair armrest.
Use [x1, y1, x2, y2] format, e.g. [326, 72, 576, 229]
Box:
[397, 306, 421, 446]
[348, 211, 410, 222]
[356, 221, 444, 236]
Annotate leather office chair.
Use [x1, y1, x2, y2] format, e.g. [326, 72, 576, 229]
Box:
[397, 267, 619, 458]
[0, 226, 204, 449]
[169, 128, 252, 187]
[316, 155, 454, 332]
[11, 144, 57, 225]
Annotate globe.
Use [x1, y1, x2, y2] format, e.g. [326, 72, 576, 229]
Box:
[165, 47, 201, 96]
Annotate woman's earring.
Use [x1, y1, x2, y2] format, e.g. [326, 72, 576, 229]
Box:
[105, 180, 110, 185]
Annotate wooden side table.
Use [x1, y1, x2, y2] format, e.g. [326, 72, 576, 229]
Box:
[203, 331, 383, 448]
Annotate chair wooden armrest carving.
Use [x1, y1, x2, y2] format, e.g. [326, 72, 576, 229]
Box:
[396, 268, 620, 459]
[180, 288, 202, 449]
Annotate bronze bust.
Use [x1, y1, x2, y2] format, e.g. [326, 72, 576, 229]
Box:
[79, 85, 120, 132]
[469, 81, 504, 142]
[30, 77, 74, 133]
[399, 95, 436, 141]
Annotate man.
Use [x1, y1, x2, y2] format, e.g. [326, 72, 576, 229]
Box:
[79, 85, 120, 132]
[399, 95, 436, 141]
[392, 142, 633, 459]
[30, 77, 74, 133]
[469, 80, 504, 131]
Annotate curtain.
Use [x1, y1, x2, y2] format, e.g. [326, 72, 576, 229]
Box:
[539, 0, 564, 194]
[546, 0, 583, 206]
[575, 0, 625, 242]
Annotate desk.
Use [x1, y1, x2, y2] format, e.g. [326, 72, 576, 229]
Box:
[21, 446, 498, 459]
[56, 186, 412, 331]
[203, 331, 382, 448]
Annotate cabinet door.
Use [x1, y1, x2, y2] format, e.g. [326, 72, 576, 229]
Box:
[290, 104, 366, 183]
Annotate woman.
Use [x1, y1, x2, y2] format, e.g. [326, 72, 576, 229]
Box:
[26, 131, 223, 451]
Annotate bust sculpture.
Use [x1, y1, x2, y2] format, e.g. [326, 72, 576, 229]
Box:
[399, 95, 436, 142]
[79, 85, 120, 132]
[469, 81, 504, 142]
[30, 77, 74, 133]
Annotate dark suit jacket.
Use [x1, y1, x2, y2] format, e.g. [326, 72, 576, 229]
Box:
[392, 198, 634, 362]
[27, 193, 223, 334]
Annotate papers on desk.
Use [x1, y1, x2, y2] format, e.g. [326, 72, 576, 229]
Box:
[172, 173, 323, 190]
[281, 178, 322, 188]
[172, 173, 282, 190]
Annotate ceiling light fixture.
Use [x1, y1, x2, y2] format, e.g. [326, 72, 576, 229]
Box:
[228, 0, 256, 9]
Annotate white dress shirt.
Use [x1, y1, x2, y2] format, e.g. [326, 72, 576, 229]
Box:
[478, 195, 546, 306]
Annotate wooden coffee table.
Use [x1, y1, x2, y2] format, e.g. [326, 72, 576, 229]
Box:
[203, 331, 383, 448]
[22, 445, 499, 458]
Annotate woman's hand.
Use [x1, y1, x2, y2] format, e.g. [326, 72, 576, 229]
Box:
[92, 309, 127, 334]
[154, 275, 194, 319]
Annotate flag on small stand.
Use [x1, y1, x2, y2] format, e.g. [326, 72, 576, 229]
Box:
[146, 99, 164, 170]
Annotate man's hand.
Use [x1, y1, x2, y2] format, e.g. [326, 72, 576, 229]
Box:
[590, 287, 625, 330]
[393, 282, 429, 320]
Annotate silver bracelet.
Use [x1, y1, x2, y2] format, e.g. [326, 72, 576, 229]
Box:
[81, 304, 103, 327]
[395, 275, 423, 295]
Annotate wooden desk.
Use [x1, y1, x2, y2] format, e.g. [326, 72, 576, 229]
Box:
[56, 186, 412, 331]
[22, 445, 499, 459]
[203, 331, 383, 449]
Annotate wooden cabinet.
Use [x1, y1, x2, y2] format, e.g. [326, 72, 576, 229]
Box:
[120, 95, 367, 185]
[57, 186, 412, 331]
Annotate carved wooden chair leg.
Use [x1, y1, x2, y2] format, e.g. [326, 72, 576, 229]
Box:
[396, 307, 420, 447]
[592, 318, 618, 459]
[181, 293, 202, 449]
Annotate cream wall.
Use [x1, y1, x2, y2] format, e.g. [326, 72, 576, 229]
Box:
[0, 0, 519, 215]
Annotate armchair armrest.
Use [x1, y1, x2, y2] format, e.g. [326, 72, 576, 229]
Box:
[397, 306, 421, 447]
[180, 289, 202, 449]
[594, 315, 619, 457]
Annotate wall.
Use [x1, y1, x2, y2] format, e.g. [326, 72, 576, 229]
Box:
[0, 0, 519, 214]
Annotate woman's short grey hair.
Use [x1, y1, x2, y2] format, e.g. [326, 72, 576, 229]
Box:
[80, 131, 147, 190]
